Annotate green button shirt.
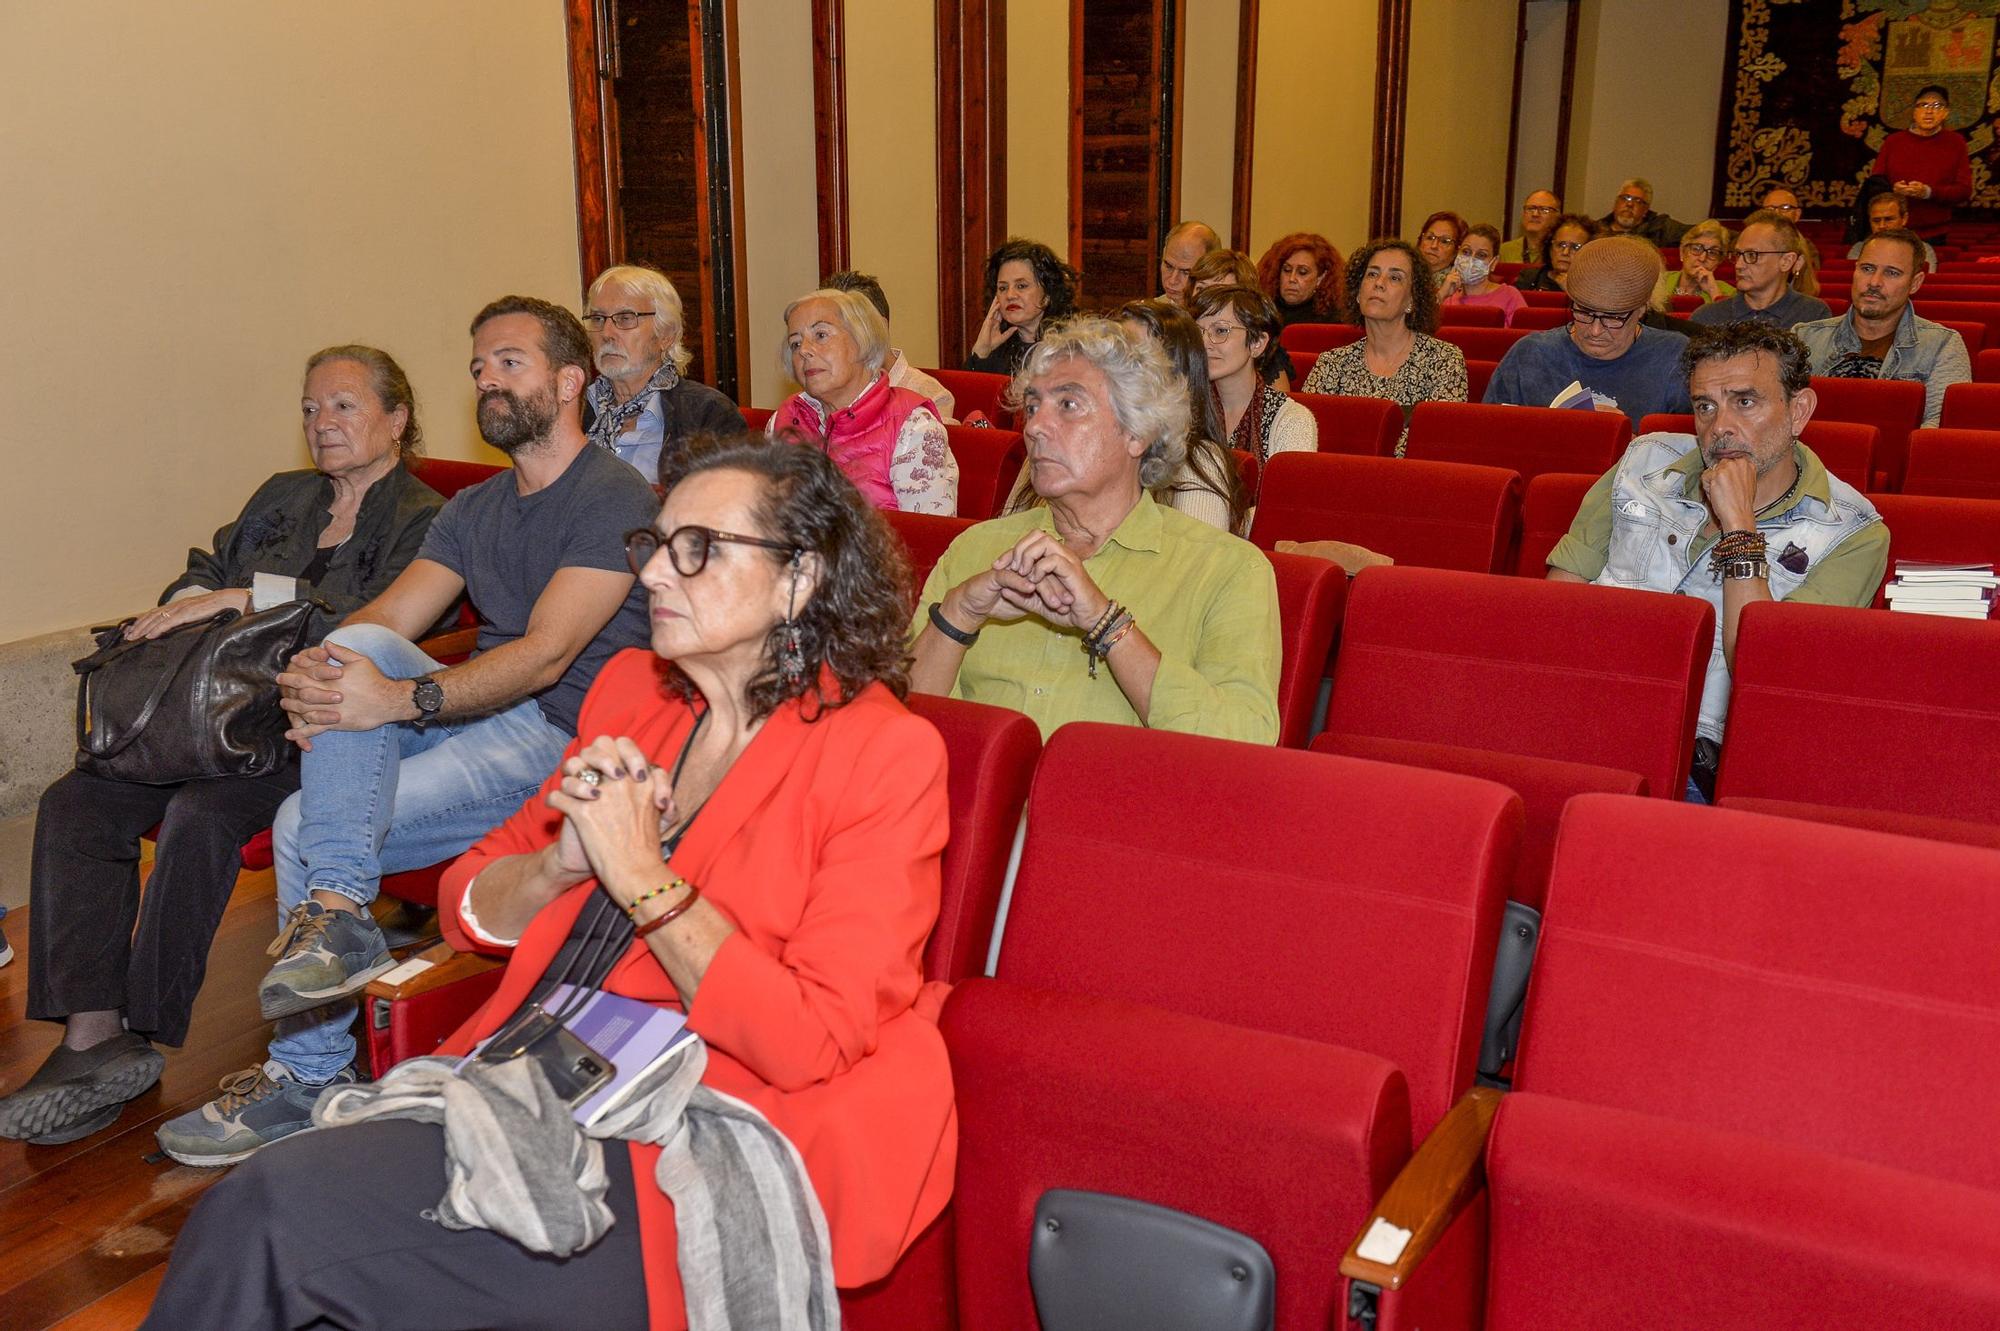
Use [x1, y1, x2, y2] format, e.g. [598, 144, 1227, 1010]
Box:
[914, 494, 1281, 743]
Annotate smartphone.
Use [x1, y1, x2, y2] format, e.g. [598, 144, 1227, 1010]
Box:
[531, 1024, 615, 1107]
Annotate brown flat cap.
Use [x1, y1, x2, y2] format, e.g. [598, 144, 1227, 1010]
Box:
[1567, 236, 1664, 312]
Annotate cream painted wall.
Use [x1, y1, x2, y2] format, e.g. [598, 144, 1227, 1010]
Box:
[1249, 0, 1378, 259]
[1512, 0, 1571, 226]
[736, 0, 823, 407]
[1007, 0, 1071, 249]
[0, 1, 578, 645]
[1179, 0, 1241, 242]
[1567, 0, 1729, 222]
[1403, 0, 1521, 234]
[845, 0, 942, 369]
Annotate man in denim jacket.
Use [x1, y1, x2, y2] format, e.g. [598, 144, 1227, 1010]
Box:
[1546, 323, 1888, 800]
[1793, 227, 1970, 427]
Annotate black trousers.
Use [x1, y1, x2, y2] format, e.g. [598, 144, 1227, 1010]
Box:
[143, 1119, 650, 1330]
[28, 764, 300, 1046]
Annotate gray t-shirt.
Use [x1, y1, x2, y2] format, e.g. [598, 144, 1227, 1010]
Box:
[1689, 289, 1832, 331]
[417, 443, 658, 734]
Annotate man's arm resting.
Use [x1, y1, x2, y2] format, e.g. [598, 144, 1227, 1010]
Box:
[1340, 1086, 1504, 1292]
[425, 566, 638, 721]
[341, 559, 467, 640]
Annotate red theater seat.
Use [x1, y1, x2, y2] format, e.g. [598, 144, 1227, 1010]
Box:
[1940, 380, 2000, 430]
[1285, 392, 1399, 456]
[408, 456, 507, 497]
[1465, 358, 1496, 401]
[946, 725, 1518, 1330]
[1404, 401, 1631, 483]
[1902, 426, 2000, 499]
[1912, 299, 2000, 350]
[1278, 322, 1364, 356]
[1437, 303, 1504, 327]
[1248, 451, 1522, 574]
[943, 424, 1026, 520]
[1512, 305, 1572, 331]
[924, 367, 1011, 426]
[1867, 493, 2000, 587]
[1435, 325, 1530, 361]
[1715, 601, 2000, 844]
[1349, 796, 2000, 1330]
[1976, 347, 2000, 383]
[1264, 551, 1346, 748]
[1514, 472, 1598, 577]
[1518, 289, 1567, 308]
[883, 510, 976, 598]
[740, 405, 774, 432]
[1635, 413, 1877, 493]
[1321, 566, 1709, 906]
[1808, 376, 1925, 490]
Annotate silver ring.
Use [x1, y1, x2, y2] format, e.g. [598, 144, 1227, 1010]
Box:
[577, 768, 602, 788]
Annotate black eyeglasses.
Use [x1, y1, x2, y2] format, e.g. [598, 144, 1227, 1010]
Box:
[624, 526, 800, 576]
[583, 310, 656, 330]
[1569, 302, 1640, 330]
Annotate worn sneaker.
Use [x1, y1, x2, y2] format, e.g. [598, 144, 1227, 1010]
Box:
[154, 1060, 357, 1167]
[0, 1033, 164, 1145]
[0, 924, 13, 968]
[257, 901, 394, 1021]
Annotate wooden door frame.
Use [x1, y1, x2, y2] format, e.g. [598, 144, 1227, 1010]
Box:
[1230, 0, 1259, 251]
[936, 0, 1007, 368]
[562, 0, 750, 401]
[1368, 0, 1412, 240]
[812, 0, 850, 275]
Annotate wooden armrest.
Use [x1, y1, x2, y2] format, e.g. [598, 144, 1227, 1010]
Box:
[364, 941, 503, 1002]
[418, 626, 479, 661]
[1339, 1086, 1503, 1291]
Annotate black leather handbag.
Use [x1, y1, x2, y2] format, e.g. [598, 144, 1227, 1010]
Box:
[72, 598, 324, 784]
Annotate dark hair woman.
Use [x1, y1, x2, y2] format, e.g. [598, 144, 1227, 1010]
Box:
[0, 346, 444, 1146]
[144, 437, 956, 1331]
[1255, 231, 1345, 326]
[1189, 284, 1318, 483]
[1107, 297, 1246, 533]
[1300, 238, 1468, 456]
[966, 237, 1082, 377]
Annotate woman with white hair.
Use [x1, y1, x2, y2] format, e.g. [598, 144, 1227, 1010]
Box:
[909, 315, 1280, 743]
[770, 287, 958, 513]
[582, 264, 741, 483]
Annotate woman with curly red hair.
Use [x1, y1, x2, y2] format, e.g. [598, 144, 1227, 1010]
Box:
[1255, 233, 1344, 327]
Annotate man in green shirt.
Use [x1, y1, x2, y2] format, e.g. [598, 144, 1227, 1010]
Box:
[1548, 321, 1887, 799]
[909, 317, 1279, 743]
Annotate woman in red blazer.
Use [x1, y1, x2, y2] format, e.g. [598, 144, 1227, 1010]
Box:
[146, 440, 955, 1331]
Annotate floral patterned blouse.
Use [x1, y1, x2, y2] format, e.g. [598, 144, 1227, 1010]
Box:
[1301, 334, 1468, 456]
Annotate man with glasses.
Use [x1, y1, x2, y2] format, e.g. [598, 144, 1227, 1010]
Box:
[1485, 236, 1692, 425]
[1546, 322, 1885, 801]
[157, 296, 659, 1165]
[582, 264, 741, 483]
[1599, 177, 1689, 248]
[1872, 83, 1971, 243]
[1846, 193, 1938, 271]
[1759, 184, 1803, 223]
[1795, 226, 1969, 427]
[1690, 210, 1831, 331]
[1499, 189, 1562, 265]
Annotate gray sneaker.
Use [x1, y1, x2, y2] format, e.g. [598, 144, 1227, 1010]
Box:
[258, 901, 394, 1021]
[154, 1060, 357, 1167]
[0, 1032, 164, 1145]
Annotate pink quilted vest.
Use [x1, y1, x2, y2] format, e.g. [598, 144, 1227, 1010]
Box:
[773, 373, 935, 509]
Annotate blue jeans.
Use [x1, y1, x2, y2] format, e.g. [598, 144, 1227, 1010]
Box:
[267, 624, 569, 1081]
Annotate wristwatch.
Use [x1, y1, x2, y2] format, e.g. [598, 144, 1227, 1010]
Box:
[410, 674, 445, 728]
[1717, 558, 1768, 582]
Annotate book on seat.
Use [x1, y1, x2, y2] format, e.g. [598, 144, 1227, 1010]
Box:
[1884, 559, 1999, 619]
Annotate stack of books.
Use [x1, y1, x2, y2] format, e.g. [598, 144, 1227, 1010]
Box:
[1883, 561, 1998, 620]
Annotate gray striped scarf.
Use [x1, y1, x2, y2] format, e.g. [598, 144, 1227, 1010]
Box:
[314, 1038, 836, 1331]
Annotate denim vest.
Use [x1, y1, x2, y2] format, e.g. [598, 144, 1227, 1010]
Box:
[1592, 434, 1882, 741]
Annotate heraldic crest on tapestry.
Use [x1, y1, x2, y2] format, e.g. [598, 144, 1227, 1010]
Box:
[1718, 0, 2000, 211]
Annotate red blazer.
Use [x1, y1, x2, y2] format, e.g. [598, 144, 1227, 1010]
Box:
[438, 649, 955, 1330]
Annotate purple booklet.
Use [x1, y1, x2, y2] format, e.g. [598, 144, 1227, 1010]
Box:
[539, 983, 696, 1128]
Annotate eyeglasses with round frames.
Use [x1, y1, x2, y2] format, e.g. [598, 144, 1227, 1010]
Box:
[583, 310, 657, 330]
[1568, 302, 1640, 330]
[624, 525, 800, 577]
[1199, 322, 1244, 343]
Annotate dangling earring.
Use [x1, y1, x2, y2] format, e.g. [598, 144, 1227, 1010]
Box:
[779, 560, 805, 688]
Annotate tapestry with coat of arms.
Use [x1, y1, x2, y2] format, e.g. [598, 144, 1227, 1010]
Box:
[1716, 0, 2000, 214]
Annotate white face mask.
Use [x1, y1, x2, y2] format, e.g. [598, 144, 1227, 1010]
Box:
[1454, 254, 1492, 286]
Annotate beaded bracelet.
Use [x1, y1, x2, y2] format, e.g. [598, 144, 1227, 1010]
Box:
[635, 882, 702, 938]
[626, 876, 687, 920]
[1085, 611, 1135, 678]
[1709, 531, 1767, 569]
[1087, 600, 1123, 643]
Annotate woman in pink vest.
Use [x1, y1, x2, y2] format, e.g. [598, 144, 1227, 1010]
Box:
[770, 288, 958, 513]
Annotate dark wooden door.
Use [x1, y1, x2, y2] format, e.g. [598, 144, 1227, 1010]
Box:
[1071, 0, 1183, 309]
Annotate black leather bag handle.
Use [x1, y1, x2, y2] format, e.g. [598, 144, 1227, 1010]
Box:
[73, 613, 236, 761]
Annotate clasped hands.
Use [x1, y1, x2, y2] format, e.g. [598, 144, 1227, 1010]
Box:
[276, 643, 413, 749]
[543, 736, 675, 908]
[944, 529, 1111, 637]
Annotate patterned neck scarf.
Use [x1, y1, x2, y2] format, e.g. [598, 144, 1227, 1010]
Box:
[585, 357, 680, 452]
[1217, 379, 1286, 465]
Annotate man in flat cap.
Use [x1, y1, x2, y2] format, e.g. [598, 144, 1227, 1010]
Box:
[1484, 235, 1692, 425]
[1544, 322, 1887, 801]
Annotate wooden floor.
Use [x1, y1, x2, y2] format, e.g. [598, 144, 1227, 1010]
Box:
[0, 861, 280, 1331]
